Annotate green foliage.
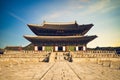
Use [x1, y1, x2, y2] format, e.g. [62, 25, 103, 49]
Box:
[68, 46, 75, 51]
[45, 46, 52, 51]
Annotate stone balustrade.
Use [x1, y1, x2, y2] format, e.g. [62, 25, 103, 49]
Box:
[73, 50, 116, 54]
[5, 50, 49, 54]
[73, 53, 120, 58]
[72, 50, 119, 58]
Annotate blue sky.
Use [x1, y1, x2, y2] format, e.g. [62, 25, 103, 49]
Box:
[0, 0, 120, 48]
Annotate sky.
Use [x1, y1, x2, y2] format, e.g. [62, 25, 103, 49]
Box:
[0, 0, 120, 48]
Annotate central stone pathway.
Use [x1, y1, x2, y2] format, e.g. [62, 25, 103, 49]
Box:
[40, 62, 81, 80]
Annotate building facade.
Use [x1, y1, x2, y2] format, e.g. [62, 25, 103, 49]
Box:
[24, 21, 97, 52]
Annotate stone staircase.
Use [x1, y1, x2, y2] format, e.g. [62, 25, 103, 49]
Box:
[49, 52, 56, 62]
[49, 52, 68, 62]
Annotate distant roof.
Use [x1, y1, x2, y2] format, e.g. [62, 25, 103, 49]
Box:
[5, 46, 22, 50]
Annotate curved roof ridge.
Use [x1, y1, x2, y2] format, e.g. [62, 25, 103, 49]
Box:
[27, 24, 42, 26]
[43, 21, 76, 25]
[24, 35, 97, 38]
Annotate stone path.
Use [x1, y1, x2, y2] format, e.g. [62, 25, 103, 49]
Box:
[40, 62, 81, 80]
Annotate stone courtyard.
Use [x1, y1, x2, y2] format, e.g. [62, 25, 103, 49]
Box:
[0, 51, 120, 80]
[0, 61, 120, 80]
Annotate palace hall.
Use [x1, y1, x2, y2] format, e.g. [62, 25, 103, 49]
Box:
[24, 21, 97, 52]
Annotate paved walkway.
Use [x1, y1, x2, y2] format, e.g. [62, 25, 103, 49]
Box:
[0, 61, 120, 80]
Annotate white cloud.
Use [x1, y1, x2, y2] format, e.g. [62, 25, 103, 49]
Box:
[78, 0, 110, 16]
[41, 10, 72, 21]
[8, 12, 27, 24]
[42, 12, 62, 20]
[78, 0, 120, 15]
[38, 0, 119, 22]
